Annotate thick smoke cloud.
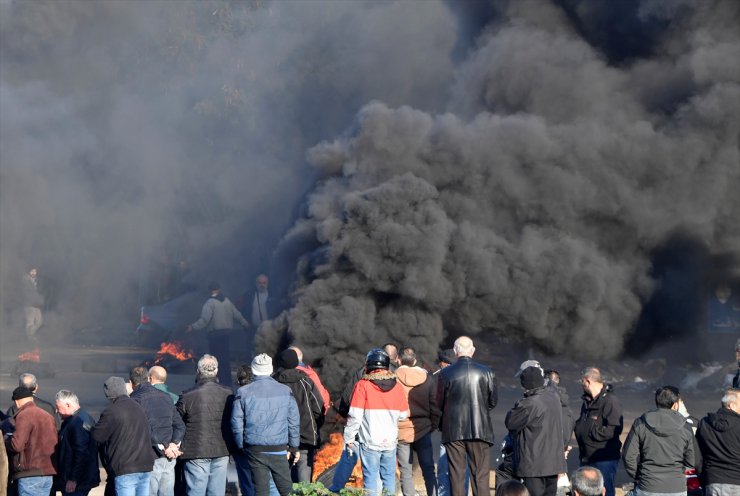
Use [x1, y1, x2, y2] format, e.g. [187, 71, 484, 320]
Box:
[267, 0, 740, 392]
[0, 0, 457, 350]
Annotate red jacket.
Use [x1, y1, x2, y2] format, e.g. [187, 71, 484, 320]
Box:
[6, 401, 57, 480]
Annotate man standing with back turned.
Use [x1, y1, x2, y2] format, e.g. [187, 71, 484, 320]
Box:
[437, 336, 498, 496]
[187, 282, 249, 387]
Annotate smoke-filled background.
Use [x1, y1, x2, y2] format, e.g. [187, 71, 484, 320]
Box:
[2, 0, 739, 390]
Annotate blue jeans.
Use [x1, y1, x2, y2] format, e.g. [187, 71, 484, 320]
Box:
[397, 433, 437, 496]
[17, 476, 53, 496]
[360, 444, 396, 496]
[183, 457, 229, 496]
[589, 460, 619, 496]
[151, 457, 176, 496]
[115, 472, 151, 496]
[329, 443, 360, 492]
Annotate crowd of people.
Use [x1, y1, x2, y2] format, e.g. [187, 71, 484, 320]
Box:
[1, 336, 739, 496]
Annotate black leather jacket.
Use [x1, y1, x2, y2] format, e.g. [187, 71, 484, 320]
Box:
[436, 356, 498, 444]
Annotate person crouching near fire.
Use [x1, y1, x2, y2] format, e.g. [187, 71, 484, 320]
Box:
[343, 348, 409, 496]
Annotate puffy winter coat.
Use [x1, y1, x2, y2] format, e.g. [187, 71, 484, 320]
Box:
[622, 408, 695, 493]
[574, 384, 623, 463]
[436, 357, 498, 444]
[7, 402, 57, 480]
[696, 406, 740, 486]
[505, 386, 566, 477]
[344, 371, 409, 451]
[396, 366, 441, 443]
[92, 396, 155, 477]
[55, 408, 100, 493]
[176, 377, 234, 459]
[231, 375, 300, 452]
[273, 368, 324, 447]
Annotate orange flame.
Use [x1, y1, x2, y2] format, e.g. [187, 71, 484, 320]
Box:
[312, 432, 363, 487]
[17, 348, 41, 362]
[154, 341, 193, 362]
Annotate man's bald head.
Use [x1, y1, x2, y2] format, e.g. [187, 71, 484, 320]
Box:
[149, 366, 168, 384]
[453, 336, 475, 358]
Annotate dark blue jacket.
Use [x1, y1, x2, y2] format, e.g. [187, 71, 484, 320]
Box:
[55, 409, 100, 493]
[231, 375, 300, 452]
[130, 383, 185, 455]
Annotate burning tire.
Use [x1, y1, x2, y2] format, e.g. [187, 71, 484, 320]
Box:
[315, 463, 338, 489]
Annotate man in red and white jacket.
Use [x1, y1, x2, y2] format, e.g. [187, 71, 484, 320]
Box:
[344, 348, 409, 496]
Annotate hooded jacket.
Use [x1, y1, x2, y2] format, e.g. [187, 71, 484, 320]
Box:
[396, 366, 441, 443]
[695, 407, 740, 486]
[574, 384, 623, 463]
[505, 386, 566, 477]
[191, 293, 248, 332]
[272, 368, 324, 447]
[436, 356, 498, 444]
[55, 408, 100, 493]
[296, 363, 331, 415]
[176, 377, 234, 459]
[344, 371, 409, 451]
[622, 408, 695, 493]
[6, 401, 57, 480]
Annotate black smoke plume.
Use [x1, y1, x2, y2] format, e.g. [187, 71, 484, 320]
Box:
[263, 0, 740, 392]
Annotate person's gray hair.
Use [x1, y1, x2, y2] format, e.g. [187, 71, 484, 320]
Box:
[581, 367, 603, 383]
[721, 388, 740, 408]
[453, 336, 475, 357]
[55, 389, 80, 406]
[19, 373, 38, 390]
[197, 354, 219, 378]
[571, 466, 604, 496]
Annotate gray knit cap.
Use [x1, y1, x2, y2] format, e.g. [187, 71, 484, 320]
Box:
[104, 376, 128, 400]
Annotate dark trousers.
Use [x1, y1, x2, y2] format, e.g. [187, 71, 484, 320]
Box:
[208, 329, 232, 387]
[291, 447, 315, 483]
[444, 440, 491, 496]
[523, 476, 558, 496]
[247, 450, 292, 496]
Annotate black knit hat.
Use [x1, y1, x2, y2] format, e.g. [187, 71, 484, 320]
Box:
[12, 386, 33, 401]
[277, 349, 299, 370]
[520, 366, 545, 390]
